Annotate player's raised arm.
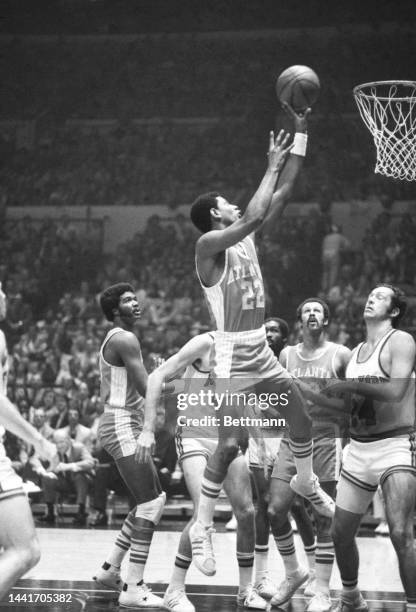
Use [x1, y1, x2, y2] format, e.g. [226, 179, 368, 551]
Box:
[195, 130, 292, 259]
[262, 103, 310, 230]
[136, 333, 213, 463]
[112, 332, 148, 398]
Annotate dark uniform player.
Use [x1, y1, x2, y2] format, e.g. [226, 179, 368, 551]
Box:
[269, 298, 350, 611]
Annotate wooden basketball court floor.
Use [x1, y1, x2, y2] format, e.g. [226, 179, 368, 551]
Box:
[4, 524, 408, 611]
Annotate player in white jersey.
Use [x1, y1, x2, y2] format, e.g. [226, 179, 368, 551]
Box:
[140, 332, 267, 611]
[325, 285, 416, 612]
[92, 283, 164, 609]
[268, 298, 350, 611]
[0, 284, 56, 600]
[187, 105, 334, 576]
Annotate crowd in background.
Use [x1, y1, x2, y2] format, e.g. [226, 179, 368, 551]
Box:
[1, 22, 416, 524]
[2, 25, 416, 210]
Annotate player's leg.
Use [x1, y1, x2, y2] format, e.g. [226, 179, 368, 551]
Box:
[290, 496, 317, 590]
[260, 377, 334, 517]
[224, 454, 267, 610]
[382, 471, 416, 611]
[250, 465, 278, 599]
[165, 452, 209, 612]
[268, 476, 309, 607]
[305, 436, 341, 610]
[190, 401, 242, 574]
[95, 454, 164, 608]
[116, 455, 165, 608]
[0, 493, 41, 600]
[305, 481, 336, 612]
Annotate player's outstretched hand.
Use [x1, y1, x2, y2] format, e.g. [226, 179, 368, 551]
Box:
[135, 430, 155, 463]
[267, 129, 292, 173]
[281, 101, 311, 133]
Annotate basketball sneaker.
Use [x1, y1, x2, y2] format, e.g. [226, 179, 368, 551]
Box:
[119, 583, 164, 608]
[269, 567, 309, 606]
[306, 592, 332, 611]
[189, 521, 216, 576]
[237, 585, 268, 609]
[303, 570, 317, 597]
[330, 594, 368, 611]
[93, 565, 123, 591]
[163, 587, 195, 612]
[253, 575, 278, 600]
[290, 475, 335, 518]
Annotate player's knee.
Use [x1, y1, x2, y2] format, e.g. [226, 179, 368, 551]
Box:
[28, 538, 41, 568]
[234, 501, 255, 526]
[267, 501, 287, 527]
[218, 440, 239, 464]
[135, 491, 166, 525]
[290, 495, 305, 517]
[389, 524, 413, 551]
[331, 519, 352, 547]
[16, 537, 41, 573]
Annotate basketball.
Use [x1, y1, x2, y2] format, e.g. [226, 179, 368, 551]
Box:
[276, 65, 320, 112]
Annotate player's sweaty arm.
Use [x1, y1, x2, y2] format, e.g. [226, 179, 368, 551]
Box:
[262, 103, 310, 229]
[196, 131, 292, 259]
[136, 334, 213, 463]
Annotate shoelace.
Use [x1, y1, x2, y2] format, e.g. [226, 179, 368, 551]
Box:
[194, 527, 215, 556]
[166, 589, 186, 606]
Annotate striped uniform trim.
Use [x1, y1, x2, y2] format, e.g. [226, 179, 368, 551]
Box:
[129, 526, 154, 565]
[340, 469, 378, 493]
[236, 551, 255, 568]
[115, 537, 130, 552]
[255, 545, 269, 553]
[275, 531, 296, 556]
[200, 478, 222, 500]
[380, 465, 416, 487]
[175, 553, 192, 570]
[316, 542, 335, 565]
[178, 449, 211, 465]
[0, 488, 26, 502]
[303, 543, 317, 554]
[341, 578, 358, 588]
[175, 428, 184, 459]
[289, 439, 313, 459]
[411, 432, 416, 467]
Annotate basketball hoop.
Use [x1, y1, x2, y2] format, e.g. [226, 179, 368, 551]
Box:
[353, 80, 416, 181]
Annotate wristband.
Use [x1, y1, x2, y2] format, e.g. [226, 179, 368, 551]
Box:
[292, 132, 308, 157]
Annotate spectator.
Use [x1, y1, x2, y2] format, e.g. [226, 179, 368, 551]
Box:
[38, 430, 95, 526]
[321, 224, 350, 293]
[56, 407, 94, 451]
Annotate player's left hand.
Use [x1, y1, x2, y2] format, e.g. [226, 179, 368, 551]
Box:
[135, 430, 155, 463]
[281, 101, 311, 133]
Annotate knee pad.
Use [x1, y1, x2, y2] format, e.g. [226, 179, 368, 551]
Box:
[135, 492, 166, 525]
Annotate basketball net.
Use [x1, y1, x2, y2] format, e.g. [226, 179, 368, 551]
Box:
[353, 80, 416, 181]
